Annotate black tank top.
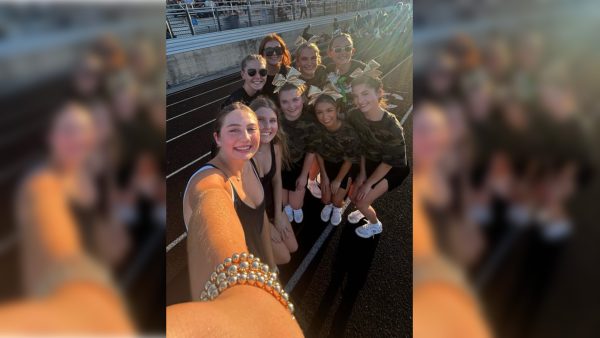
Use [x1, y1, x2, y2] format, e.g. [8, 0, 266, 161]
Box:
[200, 163, 270, 265]
[253, 142, 276, 220]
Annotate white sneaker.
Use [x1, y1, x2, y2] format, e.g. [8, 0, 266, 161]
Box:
[355, 220, 383, 238]
[293, 208, 304, 223]
[331, 207, 343, 226]
[320, 204, 333, 222]
[347, 209, 365, 224]
[284, 205, 294, 222]
[307, 179, 322, 199]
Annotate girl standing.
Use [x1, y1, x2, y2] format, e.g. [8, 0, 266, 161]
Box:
[259, 33, 292, 100]
[325, 33, 365, 107]
[222, 54, 267, 107]
[294, 39, 328, 88]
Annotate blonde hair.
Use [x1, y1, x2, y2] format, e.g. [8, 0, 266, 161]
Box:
[294, 43, 321, 67]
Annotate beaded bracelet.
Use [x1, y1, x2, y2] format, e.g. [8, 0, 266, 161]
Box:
[200, 252, 295, 316]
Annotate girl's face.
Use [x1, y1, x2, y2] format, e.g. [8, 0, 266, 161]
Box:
[314, 101, 339, 130]
[328, 36, 354, 67]
[279, 88, 304, 120]
[263, 40, 284, 66]
[413, 105, 450, 168]
[50, 105, 97, 169]
[241, 59, 267, 92]
[255, 107, 278, 144]
[214, 109, 260, 161]
[352, 83, 381, 115]
[298, 47, 318, 77]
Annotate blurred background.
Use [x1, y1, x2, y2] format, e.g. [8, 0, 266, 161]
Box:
[0, 2, 165, 334]
[413, 0, 600, 337]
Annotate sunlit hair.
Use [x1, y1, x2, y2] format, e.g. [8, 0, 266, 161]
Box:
[241, 54, 266, 71]
[328, 33, 354, 51]
[249, 96, 292, 170]
[211, 102, 257, 158]
[294, 43, 321, 68]
[258, 33, 292, 67]
[351, 75, 388, 109]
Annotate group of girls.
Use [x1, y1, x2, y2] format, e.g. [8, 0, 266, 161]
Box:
[185, 31, 408, 274]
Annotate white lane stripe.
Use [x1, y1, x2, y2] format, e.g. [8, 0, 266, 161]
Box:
[167, 79, 242, 108]
[381, 53, 412, 80]
[166, 232, 188, 253]
[166, 152, 211, 180]
[400, 105, 413, 125]
[167, 119, 216, 143]
[285, 223, 334, 293]
[167, 96, 228, 122]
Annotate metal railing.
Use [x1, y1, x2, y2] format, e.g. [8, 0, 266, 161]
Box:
[166, 0, 396, 38]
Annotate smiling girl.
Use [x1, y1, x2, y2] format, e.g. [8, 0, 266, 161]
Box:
[222, 54, 267, 107]
[249, 97, 298, 264]
[347, 72, 409, 238]
[308, 85, 361, 226]
[326, 33, 365, 105]
[295, 42, 328, 88]
[259, 33, 292, 100]
[275, 75, 316, 224]
[183, 103, 276, 297]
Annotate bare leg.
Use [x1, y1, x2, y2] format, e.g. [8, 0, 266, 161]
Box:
[354, 179, 388, 224]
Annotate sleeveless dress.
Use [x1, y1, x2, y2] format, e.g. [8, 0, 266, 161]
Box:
[185, 163, 271, 266]
[253, 142, 276, 221]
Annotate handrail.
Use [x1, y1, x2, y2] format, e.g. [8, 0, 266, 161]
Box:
[166, 5, 400, 55]
[165, 0, 392, 37]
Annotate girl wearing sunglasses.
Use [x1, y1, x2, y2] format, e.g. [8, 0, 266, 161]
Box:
[258, 33, 292, 100]
[326, 33, 365, 106]
[222, 54, 267, 108]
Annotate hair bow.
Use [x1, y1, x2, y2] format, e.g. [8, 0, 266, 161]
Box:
[349, 59, 383, 79]
[272, 67, 306, 93]
[295, 35, 320, 47]
[307, 84, 343, 105]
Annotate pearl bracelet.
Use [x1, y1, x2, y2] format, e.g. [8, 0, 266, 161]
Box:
[200, 252, 295, 316]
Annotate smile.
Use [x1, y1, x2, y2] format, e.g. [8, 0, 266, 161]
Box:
[234, 145, 253, 151]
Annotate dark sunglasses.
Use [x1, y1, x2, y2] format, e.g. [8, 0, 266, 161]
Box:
[264, 46, 283, 57]
[247, 68, 268, 77]
[332, 45, 353, 53]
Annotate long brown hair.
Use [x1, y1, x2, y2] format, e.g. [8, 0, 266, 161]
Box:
[249, 96, 292, 170]
[258, 33, 292, 68]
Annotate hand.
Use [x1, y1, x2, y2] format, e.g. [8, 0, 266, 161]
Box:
[270, 223, 283, 243]
[331, 179, 341, 195]
[275, 216, 289, 241]
[295, 175, 308, 192]
[356, 183, 372, 201]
